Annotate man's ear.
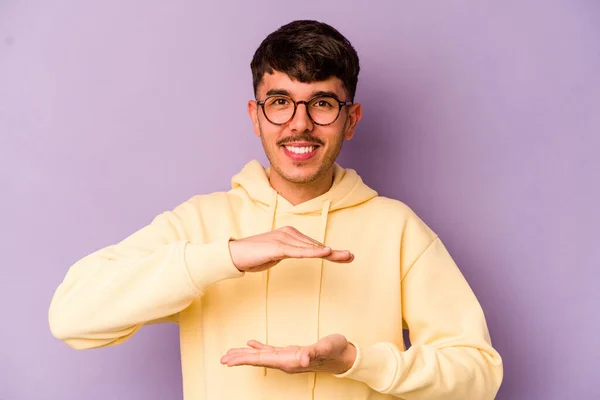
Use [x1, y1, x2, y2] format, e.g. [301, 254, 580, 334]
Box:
[343, 103, 362, 140]
[248, 100, 261, 137]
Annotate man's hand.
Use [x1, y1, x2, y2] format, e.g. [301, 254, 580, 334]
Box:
[220, 334, 357, 375]
[228, 226, 354, 272]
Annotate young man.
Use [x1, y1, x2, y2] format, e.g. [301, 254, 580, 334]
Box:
[49, 20, 503, 400]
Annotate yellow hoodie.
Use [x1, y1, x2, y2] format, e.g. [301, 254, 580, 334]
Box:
[49, 160, 503, 400]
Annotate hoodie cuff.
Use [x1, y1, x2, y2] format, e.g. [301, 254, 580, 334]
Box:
[333, 341, 399, 392]
[184, 239, 244, 293]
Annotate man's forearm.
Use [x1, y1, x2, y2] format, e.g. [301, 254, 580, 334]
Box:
[334, 341, 503, 399]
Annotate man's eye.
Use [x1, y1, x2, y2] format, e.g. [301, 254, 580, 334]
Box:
[313, 98, 335, 108]
[268, 97, 290, 106]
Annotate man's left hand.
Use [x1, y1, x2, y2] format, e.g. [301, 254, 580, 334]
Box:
[220, 334, 356, 375]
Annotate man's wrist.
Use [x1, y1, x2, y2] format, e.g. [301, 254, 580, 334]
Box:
[227, 239, 243, 272]
[339, 342, 357, 374]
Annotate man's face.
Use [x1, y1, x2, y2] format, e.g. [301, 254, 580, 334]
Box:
[248, 71, 362, 185]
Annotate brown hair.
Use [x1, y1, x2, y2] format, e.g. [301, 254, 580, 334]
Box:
[251, 20, 360, 101]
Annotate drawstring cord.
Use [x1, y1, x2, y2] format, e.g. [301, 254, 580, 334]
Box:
[263, 191, 278, 377]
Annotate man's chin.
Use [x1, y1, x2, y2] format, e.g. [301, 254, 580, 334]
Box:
[277, 164, 322, 184]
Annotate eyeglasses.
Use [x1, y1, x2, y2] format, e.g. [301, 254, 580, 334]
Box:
[257, 95, 353, 126]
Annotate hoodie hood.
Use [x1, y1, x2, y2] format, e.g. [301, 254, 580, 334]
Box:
[231, 159, 378, 214]
[230, 160, 377, 398]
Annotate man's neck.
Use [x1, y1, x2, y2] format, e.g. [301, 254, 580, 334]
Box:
[269, 167, 334, 206]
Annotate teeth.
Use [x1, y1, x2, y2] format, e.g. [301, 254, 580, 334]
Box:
[285, 146, 316, 154]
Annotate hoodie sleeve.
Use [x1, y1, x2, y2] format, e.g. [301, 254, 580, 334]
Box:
[48, 196, 244, 350]
[335, 237, 503, 399]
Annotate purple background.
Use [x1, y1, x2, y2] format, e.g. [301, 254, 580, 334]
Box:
[2, 1, 599, 399]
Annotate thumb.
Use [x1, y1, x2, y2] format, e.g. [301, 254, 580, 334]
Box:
[299, 347, 314, 368]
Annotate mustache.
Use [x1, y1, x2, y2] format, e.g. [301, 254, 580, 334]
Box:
[277, 135, 324, 146]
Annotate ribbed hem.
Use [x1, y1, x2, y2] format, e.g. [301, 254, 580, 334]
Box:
[184, 239, 244, 293]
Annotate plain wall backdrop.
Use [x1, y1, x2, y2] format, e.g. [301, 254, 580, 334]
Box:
[1, 1, 599, 399]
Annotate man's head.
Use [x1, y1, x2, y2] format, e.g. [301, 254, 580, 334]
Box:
[248, 20, 362, 186]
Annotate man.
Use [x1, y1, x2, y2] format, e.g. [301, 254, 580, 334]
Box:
[49, 20, 503, 400]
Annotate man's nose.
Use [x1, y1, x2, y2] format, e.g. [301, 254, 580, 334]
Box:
[289, 102, 314, 133]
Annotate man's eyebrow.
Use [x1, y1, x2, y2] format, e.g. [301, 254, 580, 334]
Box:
[265, 88, 291, 97]
[310, 90, 341, 99]
[264, 89, 342, 99]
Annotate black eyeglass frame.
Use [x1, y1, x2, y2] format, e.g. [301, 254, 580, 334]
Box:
[256, 95, 353, 126]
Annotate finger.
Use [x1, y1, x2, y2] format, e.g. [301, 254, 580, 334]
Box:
[247, 341, 284, 352]
[225, 347, 259, 356]
[223, 351, 282, 368]
[281, 227, 325, 248]
[278, 245, 354, 263]
[279, 231, 321, 249]
[222, 349, 259, 364]
[247, 340, 272, 349]
[279, 244, 334, 260]
[324, 250, 354, 263]
[299, 348, 313, 368]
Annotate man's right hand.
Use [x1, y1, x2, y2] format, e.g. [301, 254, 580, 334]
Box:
[228, 226, 354, 272]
